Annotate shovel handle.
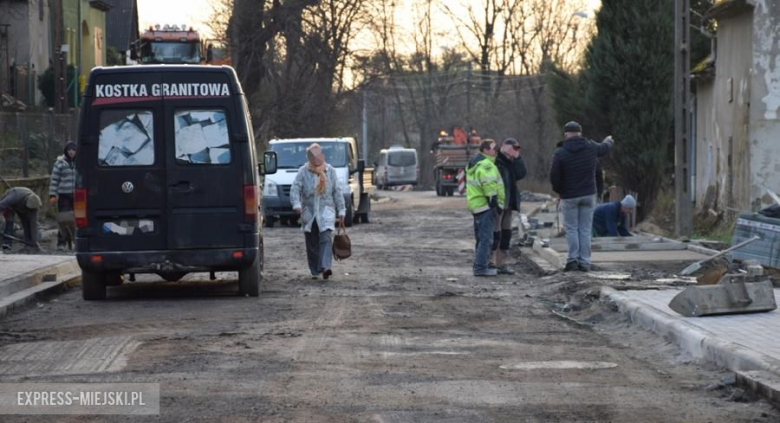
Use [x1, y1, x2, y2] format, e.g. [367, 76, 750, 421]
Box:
[696, 236, 760, 265]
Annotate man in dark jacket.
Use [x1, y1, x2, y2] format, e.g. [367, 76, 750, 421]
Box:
[550, 121, 613, 271]
[593, 195, 635, 237]
[491, 138, 527, 274]
[0, 187, 42, 251]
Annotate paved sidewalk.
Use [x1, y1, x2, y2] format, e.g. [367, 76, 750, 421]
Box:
[603, 287, 780, 376]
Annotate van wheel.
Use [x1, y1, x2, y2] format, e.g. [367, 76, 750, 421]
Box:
[82, 270, 106, 301]
[238, 259, 260, 297]
[446, 187, 455, 196]
[345, 201, 354, 227]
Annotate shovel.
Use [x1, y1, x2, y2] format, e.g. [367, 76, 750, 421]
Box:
[680, 235, 760, 276]
[2, 233, 41, 248]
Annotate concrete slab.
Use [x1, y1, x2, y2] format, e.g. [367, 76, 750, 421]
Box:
[591, 250, 711, 263]
[551, 243, 688, 253]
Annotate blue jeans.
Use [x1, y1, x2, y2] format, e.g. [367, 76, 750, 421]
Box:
[561, 195, 596, 266]
[473, 210, 496, 274]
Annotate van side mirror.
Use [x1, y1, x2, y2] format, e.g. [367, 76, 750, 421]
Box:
[260, 151, 277, 175]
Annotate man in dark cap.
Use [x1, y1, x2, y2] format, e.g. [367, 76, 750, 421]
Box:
[0, 187, 42, 251]
[491, 138, 527, 274]
[550, 121, 613, 271]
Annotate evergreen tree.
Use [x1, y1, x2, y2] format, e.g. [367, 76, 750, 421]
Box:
[556, 0, 674, 220]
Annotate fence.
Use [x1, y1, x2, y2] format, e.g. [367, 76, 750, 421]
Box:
[0, 111, 79, 179]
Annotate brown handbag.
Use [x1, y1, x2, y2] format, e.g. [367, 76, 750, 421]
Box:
[332, 220, 351, 261]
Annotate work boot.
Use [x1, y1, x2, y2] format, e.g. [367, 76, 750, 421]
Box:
[578, 263, 590, 272]
[564, 261, 579, 272]
[474, 268, 498, 277]
[498, 265, 515, 275]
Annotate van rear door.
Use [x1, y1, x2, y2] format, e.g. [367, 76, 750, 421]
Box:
[389, 150, 417, 182]
[162, 72, 244, 249]
[87, 73, 167, 252]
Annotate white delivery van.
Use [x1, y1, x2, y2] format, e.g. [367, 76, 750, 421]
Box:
[374, 146, 418, 189]
[262, 138, 370, 227]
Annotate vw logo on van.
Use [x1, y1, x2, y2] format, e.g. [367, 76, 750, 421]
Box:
[121, 181, 135, 193]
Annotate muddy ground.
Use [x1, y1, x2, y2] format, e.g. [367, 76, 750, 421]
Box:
[0, 190, 777, 422]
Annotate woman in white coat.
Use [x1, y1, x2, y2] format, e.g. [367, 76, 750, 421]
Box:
[290, 144, 346, 279]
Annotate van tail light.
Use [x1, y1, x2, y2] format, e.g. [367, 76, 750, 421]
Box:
[244, 185, 258, 222]
[74, 188, 88, 228]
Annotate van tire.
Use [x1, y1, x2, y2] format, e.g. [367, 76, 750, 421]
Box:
[345, 200, 354, 227]
[238, 259, 260, 297]
[82, 270, 106, 301]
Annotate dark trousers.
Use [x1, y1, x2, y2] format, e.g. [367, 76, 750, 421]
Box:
[56, 194, 73, 246]
[2, 208, 38, 247]
[304, 219, 334, 276]
[2, 210, 12, 246]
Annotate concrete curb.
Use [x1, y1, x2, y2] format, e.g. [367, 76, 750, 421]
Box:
[0, 259, 80, 298]
[601, 286, 780, 400]
[520, 247, 558, 276]
[0, 273, 80, 319]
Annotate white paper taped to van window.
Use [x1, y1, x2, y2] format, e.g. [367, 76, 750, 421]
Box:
[174, 110, 231, 164]
[98, 112, 154, 166]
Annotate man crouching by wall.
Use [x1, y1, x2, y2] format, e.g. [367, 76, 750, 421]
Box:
[466, 139, 505, 277]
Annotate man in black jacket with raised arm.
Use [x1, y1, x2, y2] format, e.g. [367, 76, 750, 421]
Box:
[550, 122, 613, 272]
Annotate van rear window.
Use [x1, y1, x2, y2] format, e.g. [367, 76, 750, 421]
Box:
[98, 110, 154, 166]
[388, 151, 416, 167]
[175, 110, 230, 165]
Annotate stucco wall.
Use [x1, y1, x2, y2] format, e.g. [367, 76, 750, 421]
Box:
[694, 10, 753, 212]
[749, 0, 780, 210]
[694, 80, 717, 208]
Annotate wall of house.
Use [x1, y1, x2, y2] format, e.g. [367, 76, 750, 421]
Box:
[694, 10, 753, 213]
[749, 0, 780, 210]
[693, 80, 717, 208]
[0, 1, 30, 94]
[62, 0, 107, 93]
[26, 0, 52, 106]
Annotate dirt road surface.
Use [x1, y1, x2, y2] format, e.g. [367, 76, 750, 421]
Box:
[0, 190, 777, 422]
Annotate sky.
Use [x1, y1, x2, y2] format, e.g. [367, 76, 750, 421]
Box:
[138, 0, 602, 42]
